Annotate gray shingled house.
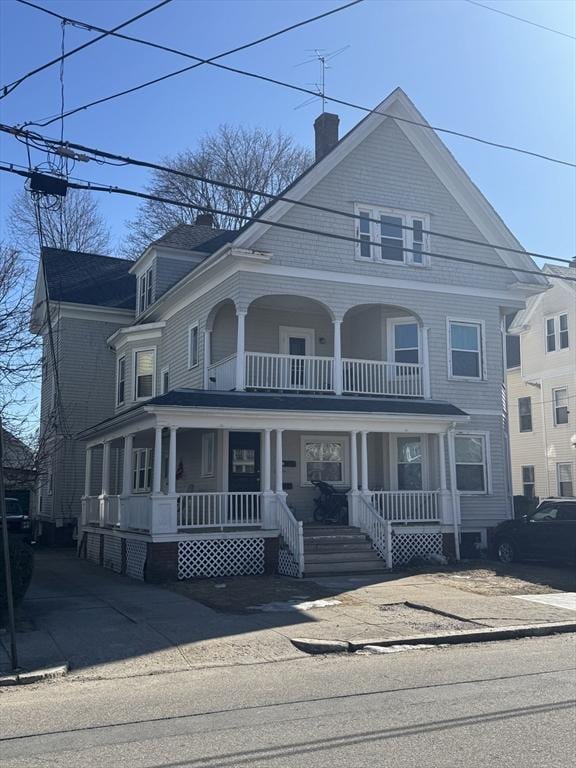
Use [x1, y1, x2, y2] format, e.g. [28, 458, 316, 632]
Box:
[30, 89, 548, 578]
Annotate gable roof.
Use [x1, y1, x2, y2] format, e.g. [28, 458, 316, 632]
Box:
[41, 247, 136, 309]
[508, 263, 574, 332]
[151, 223, 236, 254]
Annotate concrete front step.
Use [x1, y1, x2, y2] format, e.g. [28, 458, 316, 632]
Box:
[303, 526, 362, 536]
[300, 523, 388, 575]
[304, 560, 388, 575]
[304, 541, 374, 553]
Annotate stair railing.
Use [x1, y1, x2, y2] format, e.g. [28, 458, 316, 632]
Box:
[273, 493, 304, 577]
[357, 494, 393, 569]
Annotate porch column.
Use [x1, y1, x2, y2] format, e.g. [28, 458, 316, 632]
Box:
[422, 326, 431, 399]
[360, 430, 369, 492]
[275, 429, 284, 494]
[168, 426, 178, 494]
[333, 317, 343, 395]
[152, 426, 163, 494]
[349, 431, 358, 492]
[261, 428, 273, 528]
[84, 447, 92, 497]
[122, 433, 134, 496]
[438, 432, 447, 491]
[101, 441, 111, 496]
[262, 428, 272, 492]
[235, 309, 246, 391]
[203, 329, 212, 389]
[446, 427, 461, 560]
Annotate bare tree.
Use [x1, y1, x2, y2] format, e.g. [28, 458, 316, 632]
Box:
[7, 188, 111, 261]
[122, 125, 312, 258]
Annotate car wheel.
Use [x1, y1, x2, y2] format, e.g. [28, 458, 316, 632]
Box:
[498, 541, 515, 564]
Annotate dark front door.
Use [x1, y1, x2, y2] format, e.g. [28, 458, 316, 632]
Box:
[228, 432, 261, 492]
[289, 336, 307, 388]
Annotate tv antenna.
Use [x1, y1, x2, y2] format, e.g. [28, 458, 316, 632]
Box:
[294, 45, 350, 111]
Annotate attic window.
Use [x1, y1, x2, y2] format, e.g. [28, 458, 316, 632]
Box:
[355, 205, 429, 266]
[138, 267, 153, 313]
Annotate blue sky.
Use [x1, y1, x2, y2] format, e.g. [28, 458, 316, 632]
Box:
[1, 0, 575, 264]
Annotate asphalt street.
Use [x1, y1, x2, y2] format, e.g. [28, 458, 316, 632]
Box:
[1, 634, 575, 767]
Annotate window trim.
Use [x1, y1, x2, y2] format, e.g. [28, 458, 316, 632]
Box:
[552, 387, 569, 426]
[517, 396, 532, 433]
[188, 323, 199, 369]
[160, 366, 169, 395]
[545, 313, 570, 354]
[387, 317, 421, 366]
[132, 347, 156, 402]
[201, 432, 216, 477]
[116, 355, 126, 406]
[556, 462, 574, 497]
[389, 433, 428, 491]
[447, 318, 486, 381]
[132, 447, 152, 493]
[138, 266, 154, 315]
[521, 465, 535, 499]
[454, 431, 491, 495]
[300, 435, 349, 487]
[353, 204, 430, 267]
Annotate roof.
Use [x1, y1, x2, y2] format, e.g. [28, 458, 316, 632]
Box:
[42, 247, 135, 309]
[151, 223, 236, 254]
[508, 263, 574, 332]
[1, 428, 34, 470]
[543, 264, 576, 291]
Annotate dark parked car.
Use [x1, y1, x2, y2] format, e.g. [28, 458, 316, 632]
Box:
[3, 497, 32, 539]
[493, 498, 576, 565]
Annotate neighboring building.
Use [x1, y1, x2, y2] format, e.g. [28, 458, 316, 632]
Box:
[507, 263, 576, 502]
[31, 88, 547, 578]
[1, 428, 36, 515]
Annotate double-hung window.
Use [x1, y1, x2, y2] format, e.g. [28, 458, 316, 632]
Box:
[134, 349, 155, 400]
[518, 397, 532, 432]
[188, 324, 199, 368]
[546, 314, 569, 352]
[521, 466, 535, 498]
[553, 388, 569, 425]
[355, 206, 429, 266]
[557, 463, 573, 497]
[449, 320, 484, 379]
[138, 267, 153, 314]
[133, 448, 152, 492]
[116, 356, 126, 405]
[393, 322, 420, 364]
[455, 434, 488, 493]
[201, 432, 215, 477]
[301, 436, 347, 486]
[397, 436, 423, 490]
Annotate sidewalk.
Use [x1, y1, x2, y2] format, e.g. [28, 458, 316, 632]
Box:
[2, 550, 575, 681]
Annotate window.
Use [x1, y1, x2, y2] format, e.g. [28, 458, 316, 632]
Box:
[553, 388, 569, 425]
[301, 437, 347, 485]
[518, 397, 532, 432]
[455, 434, 487, 493]
[522, 466, 535, 498]
[546, 314, 570, 352]
[134, 349, 155, 400]
[138, 267, 153, 314]
[133, 448, 152, 492]
[232, 448, 256, 474]
[557, 463, 574, 497]
[393, 322, 419, 364]
[355, 205, 429, 266]
[117, 356, 126, 405]
[397, 436, 422, 490]
[449, 321, 483, 379]
[201, 432, 215, 477]
[161, 367, 169, 395]
[188, 324, 199, 368]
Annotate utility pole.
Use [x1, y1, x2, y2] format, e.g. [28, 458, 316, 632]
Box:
[0, 416, 19, 672]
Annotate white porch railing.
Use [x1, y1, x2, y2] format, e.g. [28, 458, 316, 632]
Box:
[271, 493, 304, 577]
[207, 354, 237, 391]
[370, 490, 440, 523]
[245, 352, 334, 392]
[342, 359, 423, 397]
[102, 495, 121, 527]
[356, 494, 392, 568]
[83, 496, 101, 525]
[177, 492, 262, 529]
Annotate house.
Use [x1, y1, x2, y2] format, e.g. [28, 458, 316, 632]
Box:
[507, 263, 576, 502]
[30, 88, 548, 579]
[1, 428, 36, 517]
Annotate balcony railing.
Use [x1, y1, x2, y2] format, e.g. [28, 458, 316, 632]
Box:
[343, 359, 424, 398]
[245, 352, 334, 393]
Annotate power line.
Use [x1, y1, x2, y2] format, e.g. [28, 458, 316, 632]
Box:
[1, 1, 173, 99]
[15, 10, 574, 169]
[2, 162, 573, 283]
[464, 0, 576, 41]
[1, 124, 573, 265]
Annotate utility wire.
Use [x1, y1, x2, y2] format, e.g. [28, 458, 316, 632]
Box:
[1, 124, 573, 265]
[2, 163, 573, 283]
[464, 0, 576, 41]
[16, 5, 575, 168]
[1, 0, 173, 99]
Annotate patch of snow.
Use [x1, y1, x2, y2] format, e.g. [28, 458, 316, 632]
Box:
[514, 593, 576, 611]
[247, 598, 342, 612]
[358, 643, 440, 654]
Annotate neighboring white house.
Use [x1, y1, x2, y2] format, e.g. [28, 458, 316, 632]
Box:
[507, 263, 576, 501]
[31, 88, 548, 580]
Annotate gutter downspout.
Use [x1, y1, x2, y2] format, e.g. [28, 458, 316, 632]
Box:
[446, 424, 461, 561]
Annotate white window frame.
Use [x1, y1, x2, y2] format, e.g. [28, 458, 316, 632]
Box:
[387, 317, 421, 365]
[521, 465, 535, 499]
[116, 355, 126, 405]
[201, 432, 216, 477]
[160, 366, 169, 395]
[517, 396, 532, 433]
[188, 324, 199, 369]
[552, 387, 569, 426]
[353, 204, 430, 267]
[132, 347, 156, 402]
[454, 431, 491, 495]
[132, 447, 152, 493]
[447, 318, 486, 381]
[556, 462, 574, 497]
[389, 434, 429, 491]
[300, 435, 349, 487]
[138, 267, 153, 314]
[545, 313, 570, 353]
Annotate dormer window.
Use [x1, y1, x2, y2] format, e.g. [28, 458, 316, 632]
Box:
[355, 205, 429, 266]
[138, 267, 153, 314]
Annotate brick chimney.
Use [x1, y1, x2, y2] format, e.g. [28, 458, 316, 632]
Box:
[195, 212, 214, 227]
[314, 113, 339, 162]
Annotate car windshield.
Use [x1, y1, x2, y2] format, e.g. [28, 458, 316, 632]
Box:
[5, 499, 23, 516]
[530, 506, 559, 522]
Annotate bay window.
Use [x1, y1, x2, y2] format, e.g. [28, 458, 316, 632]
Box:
[134, 349, 155, 400]
[455, 434, 488, 493]
[355, 205, 429, 266]
[116, 356, 126, 405]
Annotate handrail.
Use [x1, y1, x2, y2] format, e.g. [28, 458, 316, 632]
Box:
[357, 494, 392, 568]
[273, 493, 304, 577]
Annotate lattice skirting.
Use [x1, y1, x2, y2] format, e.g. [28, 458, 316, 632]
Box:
[103, 535, 123, 573]
[392, 532, 443, 566]
[278, 547, 300, 578]
[178, 538, 265, 579]
[86, 532, 101, 564]
[126, 540, 147, 580]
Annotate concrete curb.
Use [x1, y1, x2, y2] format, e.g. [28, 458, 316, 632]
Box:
[291, 621, 576, 655]
[0, 662, 69, 686]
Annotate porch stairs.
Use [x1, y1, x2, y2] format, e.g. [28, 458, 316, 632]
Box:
[302, 524, 388, 576]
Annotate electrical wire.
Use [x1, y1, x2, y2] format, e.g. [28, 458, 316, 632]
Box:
[464, 0, 576, 41]
[2, 162, 573, 283]
[16, 7, 575, 168]
[1, 124, 574, 265]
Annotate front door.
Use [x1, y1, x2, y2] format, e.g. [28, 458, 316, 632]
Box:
[279, 327, 315, 389]
[228, 432, 261, 492]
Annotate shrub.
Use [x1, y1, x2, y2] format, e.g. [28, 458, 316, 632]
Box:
[0, 537, 34, 623]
